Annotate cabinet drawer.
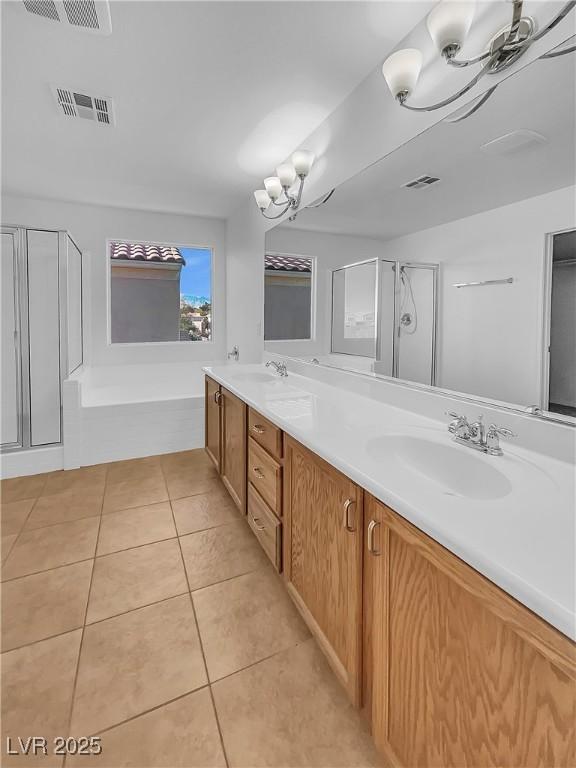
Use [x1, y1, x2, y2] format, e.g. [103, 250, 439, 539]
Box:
[248, 437, 282, 515]
[248, 408, 283, 460]
[247, 484, 281, 571]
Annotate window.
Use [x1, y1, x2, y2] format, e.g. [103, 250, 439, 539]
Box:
[264, 253, 313, 341]
[109, 241, 212, 344]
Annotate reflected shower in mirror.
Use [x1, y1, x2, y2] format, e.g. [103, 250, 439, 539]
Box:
[263, 46, 575, 422]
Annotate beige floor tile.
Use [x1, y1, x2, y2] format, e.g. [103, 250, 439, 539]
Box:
[106, 456, 163, 486]
[1, 560, 93, 651]
[25, 489, 103, 531]
[193, 567, 310, 681]
[68, 689, 226, 768]
[1, 473, 49, 503]
[97, 501, 176, 556]
[172, 491, 239, 536]
[164, 470, 222, 501]
[160, 449, 213, 471]
[71, 595, 207, 735]
[1, 629, 82, 767]
[0, 498, 35, 536]
[42, 466, 107, 496]
[87, 539, 188, 623]
[212, 639, 380, 768]
[1, 534, 18, 562]
[180, 519, 268, 591]
[103, 476, 168, 514]
[2, 517, 99, 580]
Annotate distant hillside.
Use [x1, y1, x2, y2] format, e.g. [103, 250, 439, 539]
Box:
[181, 294, 210, 307]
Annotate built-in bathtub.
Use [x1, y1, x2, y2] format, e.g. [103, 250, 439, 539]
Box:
[63, 362, 215, 467]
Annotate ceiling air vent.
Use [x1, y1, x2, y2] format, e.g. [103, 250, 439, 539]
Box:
[52, 86, 115, 126]
[403, 175, 441, 190]
[21, 0, 111, 34]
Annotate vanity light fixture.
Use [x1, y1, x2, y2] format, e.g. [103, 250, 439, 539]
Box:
[382, 0, 576, 114]
[254, 150, 317, 220]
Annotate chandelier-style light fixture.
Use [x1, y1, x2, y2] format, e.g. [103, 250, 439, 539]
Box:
[381, 0, 576, 114]
[253, 150, 318, 219]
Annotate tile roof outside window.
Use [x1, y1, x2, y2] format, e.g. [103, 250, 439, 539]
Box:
[265, 254, 312, 273]
[110, 242, 186, 265]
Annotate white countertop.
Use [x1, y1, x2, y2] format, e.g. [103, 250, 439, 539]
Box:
[204, 364, 576, 641]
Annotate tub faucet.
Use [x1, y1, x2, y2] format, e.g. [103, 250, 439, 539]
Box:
[228, 345, 239, 361]
[266, 360, 288, 377]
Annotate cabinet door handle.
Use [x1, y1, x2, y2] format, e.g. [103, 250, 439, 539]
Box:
[213, 391, 222, 405]
[250, 424, 265, 434]
[367, 519, 381, 556]
[251, 516, 265, 531]
[252, 467, 265, 479]
[343, 498, 356, 532]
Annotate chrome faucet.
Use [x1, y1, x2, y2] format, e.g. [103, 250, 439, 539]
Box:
[228, 345, 239, 361]
[447, 412, 515, 456]
[265, 360, 288, 377]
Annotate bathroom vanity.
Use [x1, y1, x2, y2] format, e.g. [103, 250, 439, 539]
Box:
[204, 365, 575, 768]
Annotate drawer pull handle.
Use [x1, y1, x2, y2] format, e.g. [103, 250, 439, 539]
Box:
[213, 391, 222, 405]
[252, 467, 265, 480]
[343, 498, 356, 532]
[367, 519, 381, 556]
[251, 516, 265, 531]
[250, 424, 265, 434]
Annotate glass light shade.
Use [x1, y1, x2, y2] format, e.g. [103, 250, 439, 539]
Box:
[291, 150, 315, 177]
[381, 48, 423, 98]
[264, 176, 283, 201]
[276, 162, 297, 188]
[426, 0, 476, 53]
[254, 189, 271, 210]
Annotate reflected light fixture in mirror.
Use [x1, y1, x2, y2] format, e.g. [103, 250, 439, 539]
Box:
[253, 150, 316, 220]
[381, 0, 576, 113]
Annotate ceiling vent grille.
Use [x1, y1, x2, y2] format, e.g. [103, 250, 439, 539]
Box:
[52, 86, 115, 126]
[21, 0, 111, 33]
[403, 175, 441, 190]
[23, 0, 60, 21]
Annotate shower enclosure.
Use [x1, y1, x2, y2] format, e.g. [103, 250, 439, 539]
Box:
[376, 261, 438, 387]
[1, 226, 83, 454]
[331, 259, 438, 387]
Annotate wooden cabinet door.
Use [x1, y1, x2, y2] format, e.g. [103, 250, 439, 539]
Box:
[365, 493, 576, 768]
[221, 386, 247, 513]
[204, 376, 221, 471]
[283, 436, 363, 706]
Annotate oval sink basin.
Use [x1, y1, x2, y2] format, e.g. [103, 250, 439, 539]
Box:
[367, 435, 512, 501]
[225, 371, 277, 384]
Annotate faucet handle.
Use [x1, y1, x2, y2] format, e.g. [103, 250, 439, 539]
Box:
[487, 424, 516, 438]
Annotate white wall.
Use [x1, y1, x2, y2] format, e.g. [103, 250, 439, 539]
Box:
[381, 187, 576, 407]
[264, 226, 384, 359]
[2, 194, 227, 367]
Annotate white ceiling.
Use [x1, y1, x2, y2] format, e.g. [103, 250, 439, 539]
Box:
[280, 50, 576, 240]
[1, 0, 432, 218]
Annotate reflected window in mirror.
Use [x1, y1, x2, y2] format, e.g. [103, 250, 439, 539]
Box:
[264, 253, 313, 341]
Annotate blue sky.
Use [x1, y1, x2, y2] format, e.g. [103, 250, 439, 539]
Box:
[179, 247, 212, 300]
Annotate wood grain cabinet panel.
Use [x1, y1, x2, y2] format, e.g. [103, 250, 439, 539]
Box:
[248, 437, 282, 515]
[283, 436, 363, 706]
[248, 408, 283, 461]
[247, 484, 281, 571]
[220, 387, 247, 513]
[364, 493, 576, 768]
[204, 376, 221, 471]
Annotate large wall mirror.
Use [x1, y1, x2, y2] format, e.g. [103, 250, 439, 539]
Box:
[264, 48, 575, 423]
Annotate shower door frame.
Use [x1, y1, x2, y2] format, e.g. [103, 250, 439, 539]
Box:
[376, 260, 439, 387]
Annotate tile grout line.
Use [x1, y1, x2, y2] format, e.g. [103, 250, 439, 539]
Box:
[62, 465, 108, 765]
[162, 460, 231, 768]
[1, 493, 43, 566]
